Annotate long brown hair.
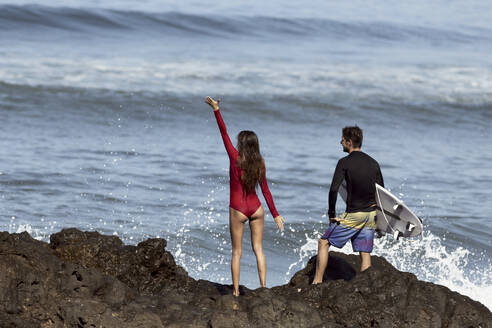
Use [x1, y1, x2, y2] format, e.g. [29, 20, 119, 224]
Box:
[236, 130, 265, 192]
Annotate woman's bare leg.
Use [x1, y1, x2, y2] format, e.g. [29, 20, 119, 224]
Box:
[250, 206, 266, 287]
[229, 207, 247, 296]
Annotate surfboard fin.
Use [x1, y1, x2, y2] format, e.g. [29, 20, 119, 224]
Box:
[393, 203, 400, 211]
[393, 230, 403, 240]
[408, 223, 415, 231]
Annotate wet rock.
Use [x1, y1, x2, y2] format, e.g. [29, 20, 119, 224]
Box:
[0, 228, 490, 327]
[50, 228, 193, 295]
[285, 253, 491, 328]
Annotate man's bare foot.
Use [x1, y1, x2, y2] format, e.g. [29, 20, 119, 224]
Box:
[233, 290, 240, 297]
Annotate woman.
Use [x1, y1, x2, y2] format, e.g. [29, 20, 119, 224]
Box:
[205, 96, 285, 296]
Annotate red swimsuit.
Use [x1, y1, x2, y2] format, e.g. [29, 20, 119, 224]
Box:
[214, 109, 279, 218]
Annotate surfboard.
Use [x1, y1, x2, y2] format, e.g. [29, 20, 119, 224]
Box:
[338, 181, 423, 239]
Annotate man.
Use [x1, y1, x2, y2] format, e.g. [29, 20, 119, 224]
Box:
[312, 126, 384, 284]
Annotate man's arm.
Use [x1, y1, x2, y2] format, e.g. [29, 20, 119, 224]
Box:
[328, 159, 345, 219]
[377, 163, 384, 188]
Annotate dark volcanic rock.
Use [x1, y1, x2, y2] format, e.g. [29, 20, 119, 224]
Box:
[286, 254, 491, 327]
[0, 228, 490, 328]
[50, 228, 193, 294]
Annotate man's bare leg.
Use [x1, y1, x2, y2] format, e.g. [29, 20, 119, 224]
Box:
[312, 238, 330, 284]
[360, 252, 371, 272]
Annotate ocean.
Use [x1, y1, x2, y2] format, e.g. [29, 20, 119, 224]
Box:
[1, 0, 491, 309]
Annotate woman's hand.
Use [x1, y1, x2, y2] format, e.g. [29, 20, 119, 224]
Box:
[205, 96, 221, 111]
[274, 215, 285, 231]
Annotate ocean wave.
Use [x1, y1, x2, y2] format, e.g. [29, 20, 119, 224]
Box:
[1, 4, 490, 44]
[2, 59, 492, 112]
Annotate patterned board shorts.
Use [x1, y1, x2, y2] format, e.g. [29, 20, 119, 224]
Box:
[321, 211, 377, 253]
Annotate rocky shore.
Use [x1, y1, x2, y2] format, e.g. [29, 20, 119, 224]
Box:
[0, 228, 490, 327]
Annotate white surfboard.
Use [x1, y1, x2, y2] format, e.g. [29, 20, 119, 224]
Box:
[338, 181, 423, 239]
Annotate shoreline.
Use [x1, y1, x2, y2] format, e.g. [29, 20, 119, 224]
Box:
[0, 227, 490, 327]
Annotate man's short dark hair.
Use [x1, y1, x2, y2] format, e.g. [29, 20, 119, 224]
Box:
[342, 126, 363, 148]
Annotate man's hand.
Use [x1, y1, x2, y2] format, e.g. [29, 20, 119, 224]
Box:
[274, 215, 285, 231]
[330, 217, 341, 224]
[205, 96, 220, 111]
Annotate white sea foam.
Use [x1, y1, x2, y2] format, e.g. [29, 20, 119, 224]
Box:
[170, 184, 230, 284]
[289, 230, 492, 310]
[12, 223, 46, 241]
[2, 55, 492, 106]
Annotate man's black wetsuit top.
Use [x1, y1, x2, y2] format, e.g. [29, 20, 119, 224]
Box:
[328, 151, 384, 218]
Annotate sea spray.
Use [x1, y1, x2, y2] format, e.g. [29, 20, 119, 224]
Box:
[289, 229, 492, 310]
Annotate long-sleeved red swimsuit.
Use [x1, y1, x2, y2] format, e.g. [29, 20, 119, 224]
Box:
[214, 109, 279, 218]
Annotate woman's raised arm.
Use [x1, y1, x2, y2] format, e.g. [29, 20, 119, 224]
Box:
[205, 96, 238, 160]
